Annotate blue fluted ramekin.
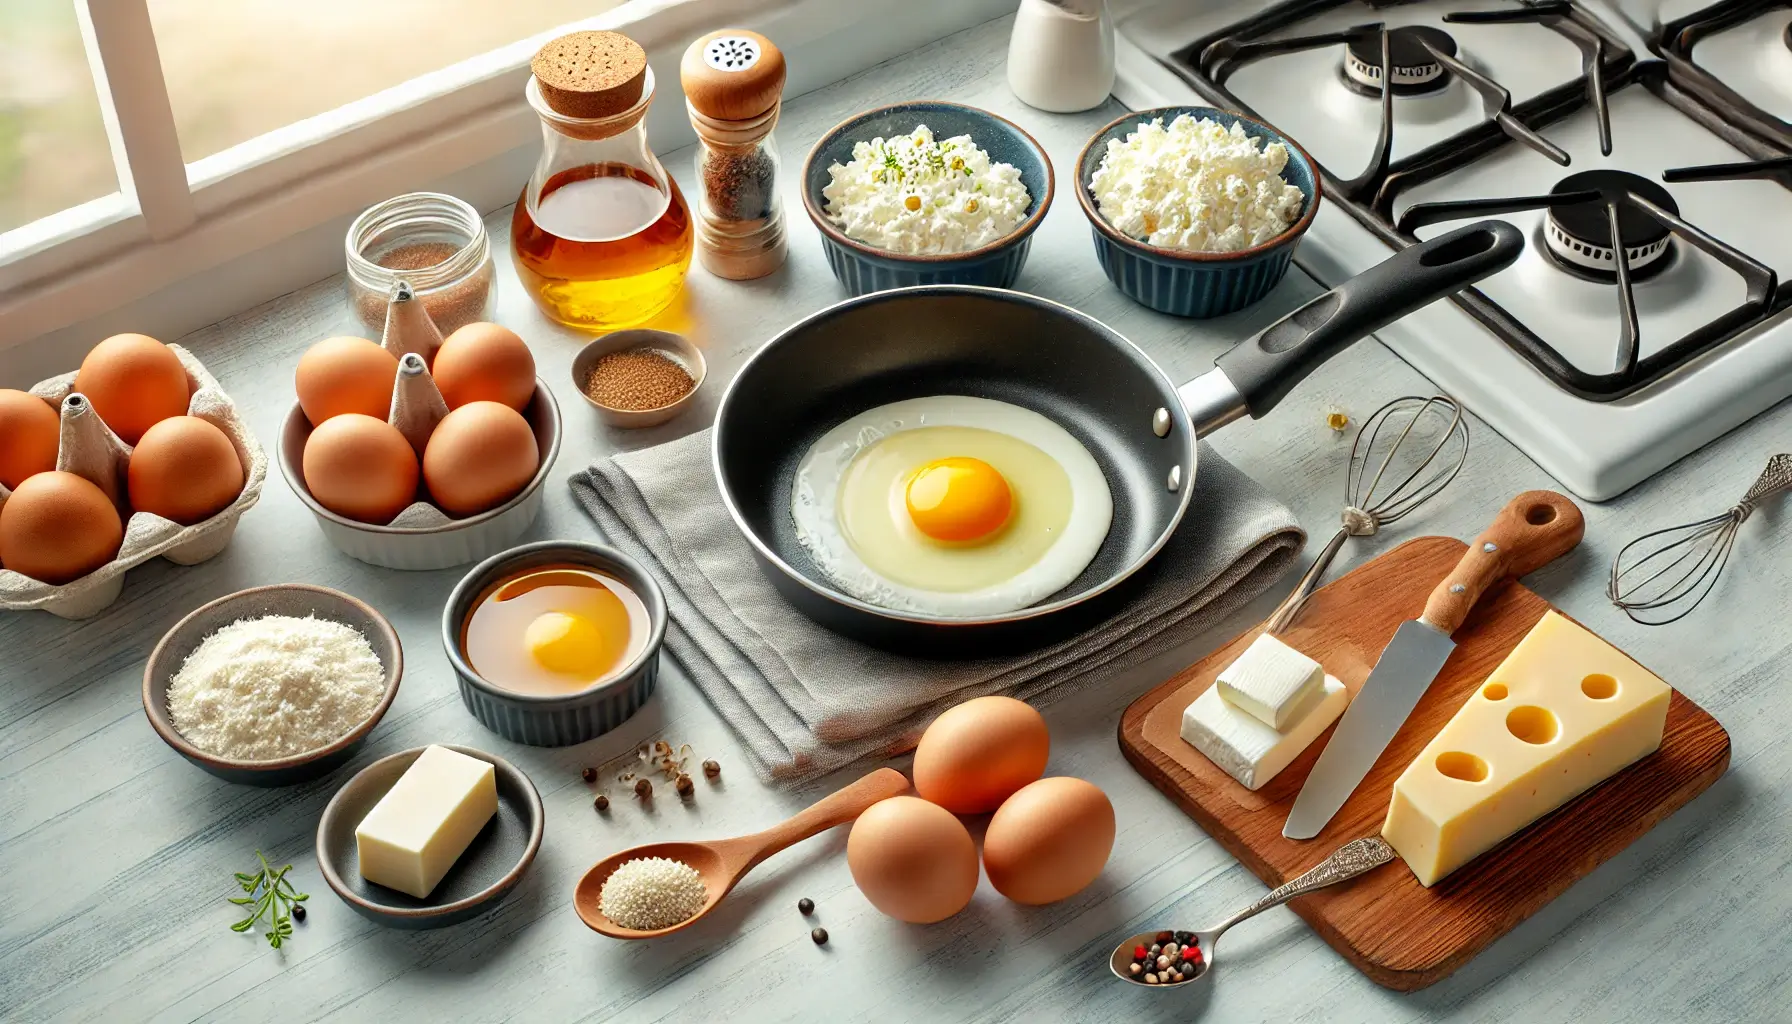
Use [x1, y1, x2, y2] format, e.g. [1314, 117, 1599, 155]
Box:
[802, 100, 1054, 295]
[1076, 106, 1320, 318]
[443, 541, 665, 747]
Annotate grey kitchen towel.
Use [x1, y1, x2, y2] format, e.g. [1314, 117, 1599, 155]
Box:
[570, 430, 1303, 781]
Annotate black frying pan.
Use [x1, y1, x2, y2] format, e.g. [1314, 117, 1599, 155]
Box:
[712, 220, 1523, 654]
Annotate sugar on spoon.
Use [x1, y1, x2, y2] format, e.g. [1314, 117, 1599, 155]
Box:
[575, 767, 910, 939]
[1110, 837, 1395, 987]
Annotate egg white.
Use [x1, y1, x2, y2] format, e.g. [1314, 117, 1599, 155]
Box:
[791, 396, 1113, 617]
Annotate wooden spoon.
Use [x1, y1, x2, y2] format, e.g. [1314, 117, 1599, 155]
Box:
[575, 766, 910, 938]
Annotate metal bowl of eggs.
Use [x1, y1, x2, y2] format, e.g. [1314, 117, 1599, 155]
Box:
[442, 540, 667, 747]
[277, 323, 563, 571]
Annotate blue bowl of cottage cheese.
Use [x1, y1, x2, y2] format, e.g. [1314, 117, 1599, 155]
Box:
[1076, 106, 1319, 318]
[802, 101, 1054, 295]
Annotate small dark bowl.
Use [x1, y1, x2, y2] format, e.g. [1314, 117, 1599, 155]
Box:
[442, 541, 666, 747]
[802, 100, 1055, 295]
[143, 584, 403, 786]
[315, 744, 543, 930]
[1076, 106, 1320, 318]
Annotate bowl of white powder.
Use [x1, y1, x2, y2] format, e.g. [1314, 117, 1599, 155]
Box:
[802, 100, 1054, 295]
[142, 583, 403, 786]
[1075, 106, 1319, 318]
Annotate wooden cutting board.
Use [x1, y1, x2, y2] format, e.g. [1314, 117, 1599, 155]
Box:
[1118, 535, 1730, 991]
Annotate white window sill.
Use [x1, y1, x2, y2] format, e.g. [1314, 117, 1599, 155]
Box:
[0, 0, 1013, 356]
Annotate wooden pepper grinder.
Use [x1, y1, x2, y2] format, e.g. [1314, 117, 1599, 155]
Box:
[681, 29, 787, 280]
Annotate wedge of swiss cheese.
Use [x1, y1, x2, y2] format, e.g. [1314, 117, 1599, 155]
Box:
[1382, 610, 1670, 887]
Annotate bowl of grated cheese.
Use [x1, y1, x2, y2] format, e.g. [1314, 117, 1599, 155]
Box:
[1075, 106, 1320, 318]
[142, 583, 403, 786]
[801, 100, 1054, 295]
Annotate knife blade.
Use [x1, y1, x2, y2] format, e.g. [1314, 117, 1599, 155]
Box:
[1282, 490, 1585, 841]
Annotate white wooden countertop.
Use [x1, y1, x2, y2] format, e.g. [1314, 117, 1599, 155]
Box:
[3, 16, 1786, 1024]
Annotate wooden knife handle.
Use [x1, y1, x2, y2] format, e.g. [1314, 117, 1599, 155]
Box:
[1420, 490, 1584, 635]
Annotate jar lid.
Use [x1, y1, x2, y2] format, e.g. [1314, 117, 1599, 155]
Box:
[532, 30, 648, 119]
[680, 29, 786, 122]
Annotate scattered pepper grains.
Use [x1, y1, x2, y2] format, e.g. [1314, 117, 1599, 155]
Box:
[634, 778, 653, 800]
[594, 794, 610, 812]
[291, 903, 307, 923]
[797, 898, 814, 915]
[581, 766, 599, 784]
[1128, 931, 1203, 985]
[811, 927, 828, 945]
[702, 759, 721, 779]
[582, 348, 695, 411]
[675, 773, 694, 798]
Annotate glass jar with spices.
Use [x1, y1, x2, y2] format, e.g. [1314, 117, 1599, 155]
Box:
[345, 192, 494, 336]
[680, 30, 787, 281]
[512, 31, 694, 331]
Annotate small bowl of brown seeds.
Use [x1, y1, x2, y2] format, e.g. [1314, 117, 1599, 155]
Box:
[572, 329, 707, 429]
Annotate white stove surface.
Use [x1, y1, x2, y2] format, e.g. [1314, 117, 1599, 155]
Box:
[1687, 6, 1792, 121]
[1116, 0, 1792, 501]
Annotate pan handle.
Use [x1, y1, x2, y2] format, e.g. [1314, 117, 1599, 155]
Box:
[1179, 219, 1525, 437]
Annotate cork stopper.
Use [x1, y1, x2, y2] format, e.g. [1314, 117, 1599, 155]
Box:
[681, 30, 786, 122]
[532, 31, 649, 119]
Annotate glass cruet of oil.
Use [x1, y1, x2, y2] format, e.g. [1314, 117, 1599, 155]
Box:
[511, 31, 694, 331]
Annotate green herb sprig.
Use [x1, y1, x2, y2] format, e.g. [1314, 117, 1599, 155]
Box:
[229, 851, 309, 949]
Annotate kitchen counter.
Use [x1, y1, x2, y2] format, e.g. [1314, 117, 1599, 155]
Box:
[2, 15, 1787, 1024]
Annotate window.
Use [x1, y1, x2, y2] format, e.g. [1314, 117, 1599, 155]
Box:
[0, 0, 118, 233]
[146, 0, 627, 165]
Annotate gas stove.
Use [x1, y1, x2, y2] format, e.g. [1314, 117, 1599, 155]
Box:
[1114, 0, 1792, 500]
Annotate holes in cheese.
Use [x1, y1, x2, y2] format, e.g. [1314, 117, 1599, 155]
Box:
[1435, 751, 1489, 783]
[1581, 673, 1617, 699]
[1382, 610, 1670, 887]
[1504, 705, 1559, 745]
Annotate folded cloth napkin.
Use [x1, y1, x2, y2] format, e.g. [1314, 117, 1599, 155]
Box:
[571, 430, 1303, 781]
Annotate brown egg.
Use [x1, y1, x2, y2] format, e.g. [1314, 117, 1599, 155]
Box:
[295, 336, 399, 426]
[431, 322, 536, 411]
[913, 695, 1050, 814]
[982, 777, 1114, 906]
[0, 471, 124, 584]
[126, 416, 244, 525]
[73, 333, 189, 445]
[0, 389, 60, 489]
[846, 796, 980, 924]
[302, 413, 418, 524]
[422, 401, 539, 517]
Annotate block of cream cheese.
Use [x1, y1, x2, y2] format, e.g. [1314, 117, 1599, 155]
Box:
[1181, 674, 1348, 790]
[356, 745, 499, 899]
[1382, 611, 1670, 887]
[1216, 633, 1326, 729]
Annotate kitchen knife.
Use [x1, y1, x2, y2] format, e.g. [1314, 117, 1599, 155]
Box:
[1281, 490, 1585, 840]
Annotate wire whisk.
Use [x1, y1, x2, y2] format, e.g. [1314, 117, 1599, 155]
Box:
[1608, 453, 1792, 626]
[1265, 396, 1470, 633]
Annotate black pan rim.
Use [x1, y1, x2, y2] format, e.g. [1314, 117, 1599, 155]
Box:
[710, 284, 1199, 628]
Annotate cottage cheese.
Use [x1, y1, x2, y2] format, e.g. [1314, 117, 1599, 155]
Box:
[822, 126, 1032, 255]
[1090, 115, 1306, 253]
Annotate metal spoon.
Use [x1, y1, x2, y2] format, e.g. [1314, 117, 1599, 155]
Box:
[575, 767, 910, 939]
[1110, 837, 1395, 987]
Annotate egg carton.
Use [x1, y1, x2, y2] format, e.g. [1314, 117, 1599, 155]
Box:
[0, 345, 267, 619]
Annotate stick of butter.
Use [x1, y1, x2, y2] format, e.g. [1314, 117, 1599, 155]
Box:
[1182, 674, 1348, 791]
[1382, 611, 1670, 887]
[1216, 633, 1326, 730]
[356, 745, 498, 899]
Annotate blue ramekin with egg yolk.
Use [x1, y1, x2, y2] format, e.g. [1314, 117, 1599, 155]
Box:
[442, 540, 666, 747]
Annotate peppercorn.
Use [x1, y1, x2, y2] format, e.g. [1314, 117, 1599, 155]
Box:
[594, 794, 610, 812]
[1128, 962, 1142, 977]
[798, 898, 814, 915]
[634, 778, 653, 800]
[1154, 930, 1173, 943]
[702, 759, 721, 779]
[1174, 930, 1195, 945]
[1132, 945, 1147, 960]
[675, 774, 694, 798]
[1181, 946, 1200, 962]
[811, 927, 828, 945]
[1144, 973, 1159, 985]
[581, 766, 598, 784]
[291, 903, 307, 923]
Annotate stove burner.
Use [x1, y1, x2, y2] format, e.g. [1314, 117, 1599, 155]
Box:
[1543, 171, 1679, 281]
[1343, 26, 1456, 96]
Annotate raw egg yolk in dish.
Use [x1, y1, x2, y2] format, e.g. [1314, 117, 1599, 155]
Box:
[462, 566, 649, 695]
[793, 396, 1112, 618]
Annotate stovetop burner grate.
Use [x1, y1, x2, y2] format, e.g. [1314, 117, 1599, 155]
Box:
[1164, 0, 1792, 400]
[1657, 0, 1792, 152]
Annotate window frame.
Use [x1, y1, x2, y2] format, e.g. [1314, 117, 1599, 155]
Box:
[0, 0, 1009, 351]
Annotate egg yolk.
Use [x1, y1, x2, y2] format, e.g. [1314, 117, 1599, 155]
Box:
[905, 457, 1015, 543]
[524, 611, 613, 677]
